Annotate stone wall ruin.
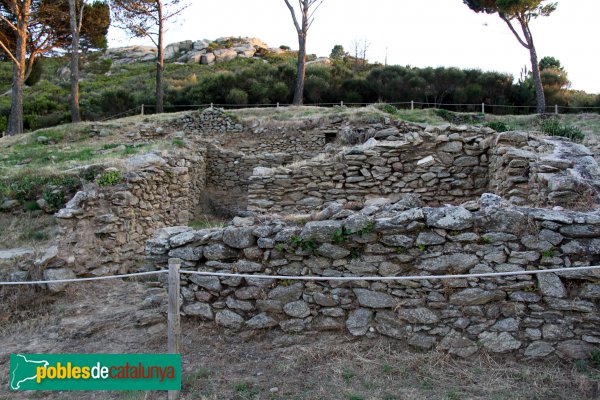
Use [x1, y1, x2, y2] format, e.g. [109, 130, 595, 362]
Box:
[148, 195, 600, 359]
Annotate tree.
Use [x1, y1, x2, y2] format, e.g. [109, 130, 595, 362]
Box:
[111, 0, 188, 114]
[66, 1, 109, 123]
[539, 55, 562, 71]
[67, 0, 110, 122]
[68, 0, 84, 122]
[282, 0, 325, 105]
[463, 0, 557, 113]
[349, 38, 370, 70]
[329, 44, 345, 61]
[0, 0, 69, 135]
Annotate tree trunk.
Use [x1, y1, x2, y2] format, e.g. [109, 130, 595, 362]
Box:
[520, 21, 545, 114]
[69, 0, 82, 123]
[528, 43, 545, 114]
[155, 0, 164, 114]
[8, 19, 28, 135]
[292, 33, 306, 105]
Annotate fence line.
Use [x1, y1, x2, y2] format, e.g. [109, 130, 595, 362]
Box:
[93, 100, 600, 122]
[178, 265, 600, 282]
[2, 264, 599, 287]
[137, 101, 600, 111]
[0, 270, 166, 286]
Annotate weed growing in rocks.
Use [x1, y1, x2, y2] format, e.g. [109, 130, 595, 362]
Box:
[96, 170, 123, 186]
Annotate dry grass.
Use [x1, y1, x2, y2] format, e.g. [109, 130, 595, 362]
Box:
[0, 279, 598, 400]
[173, 329, 600, 400]
[0, 212, 56, 249]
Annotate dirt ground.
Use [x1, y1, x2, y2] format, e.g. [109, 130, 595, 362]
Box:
[0, 279, 599, 400]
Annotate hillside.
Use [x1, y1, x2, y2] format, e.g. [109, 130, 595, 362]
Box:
[1, 36, 599, 134]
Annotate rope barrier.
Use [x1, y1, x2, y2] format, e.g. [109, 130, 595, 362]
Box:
[178, 265, 600, 282]
[0, 270, 167, 286]
[2, 265, 598, 286]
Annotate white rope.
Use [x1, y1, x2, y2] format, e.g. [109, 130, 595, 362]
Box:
[179, 265, 600, 282]
[0, 270, 167, 286]
[2, 265, 598, 286]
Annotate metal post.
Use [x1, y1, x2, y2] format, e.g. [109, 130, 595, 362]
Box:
[482, 103, 485, 114]
[140, 104, 144, 116]
[167, 258, 181, 400]
[411, 100, 414, 111]
[555, 104, 559, 115]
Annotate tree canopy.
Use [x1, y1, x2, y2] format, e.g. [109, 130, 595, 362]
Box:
[463, 0, 557, 113]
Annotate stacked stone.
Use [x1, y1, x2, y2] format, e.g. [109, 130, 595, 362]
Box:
[147, 194, 600, 359]
[249, 127, 600, 214]
[54, 149, 206, 277]
[238, 130, 326, 157]
[177, 108, 243, 134]
[248, 126, 494, 214]
[489, 131, 600, 208]
[206, 145, 294, 192]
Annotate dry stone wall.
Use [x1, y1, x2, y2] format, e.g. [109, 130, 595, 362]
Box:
[489, 132, 600, 208]
[248, 126, 494, 214]
[237, 129, 327, 157]
[248, 128, 600, 214]
[147, 195, 600, 360]
[53, 150, 206, 276]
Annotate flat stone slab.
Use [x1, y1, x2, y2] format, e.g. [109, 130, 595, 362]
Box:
[0, 248, 34, 260]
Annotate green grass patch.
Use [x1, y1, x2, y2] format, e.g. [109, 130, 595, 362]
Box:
[0, 172, 79, 203]
[541, 118, 585, 141]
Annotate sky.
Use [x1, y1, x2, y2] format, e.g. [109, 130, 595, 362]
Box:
[108, 0, 600, 94]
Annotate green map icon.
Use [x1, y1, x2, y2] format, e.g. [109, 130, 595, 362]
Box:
[10, 354, 49, 390]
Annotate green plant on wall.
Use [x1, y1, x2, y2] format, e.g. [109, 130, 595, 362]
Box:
[331, 226, 353, 244]
[289, 235, 318, 254]
[96, 170, 123, 186]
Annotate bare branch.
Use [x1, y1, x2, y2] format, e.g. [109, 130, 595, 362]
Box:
[0, 14, 18, 31]
[283, 0, 301, 33]
[500, 13, 530, 49]
[0, 40, 18, 64]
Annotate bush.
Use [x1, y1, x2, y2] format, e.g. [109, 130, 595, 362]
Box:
[96, 170, 123, 186]
[485, 121, 512, 132]
[99, 88, 135, 115]
[382, 104, 399, 115]
[225, 88, 249, 105]
[541, 118, 585, 141]
[42, 189, 64, 210]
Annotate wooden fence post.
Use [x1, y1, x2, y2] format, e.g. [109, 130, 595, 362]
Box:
[411, 100, 414, 111]
[481, 103, 485, 114]
[340, 100, 344, 107]
[168, 258, 181, 400]
[140, 104, 144, 116]
[555, 104, 559, 115]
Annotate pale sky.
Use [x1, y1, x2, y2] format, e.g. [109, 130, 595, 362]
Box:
[108, 0, 600, 94]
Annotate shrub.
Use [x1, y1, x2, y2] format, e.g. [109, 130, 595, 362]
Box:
[225, 88, 249, 105]
[485, 121, 512, 132]
[382, 104, 399, 115]
[270, 82, 289, 103]
[86, 58, 112, 75]
[42, 189, 64, 210]
[79, 165, 105, 182]
[96, 170, 123, 186]
[99, 88, 135, 115]
[304, 75, 330, 104]
[541, 118, 584, 141]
